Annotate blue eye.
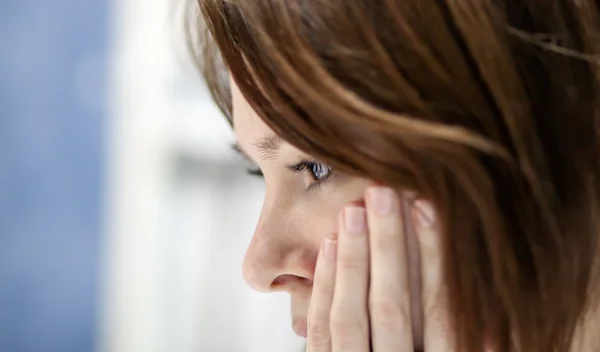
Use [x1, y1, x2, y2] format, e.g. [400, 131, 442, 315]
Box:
[289, 161, 333, 190]
[307, 163, 332, 181]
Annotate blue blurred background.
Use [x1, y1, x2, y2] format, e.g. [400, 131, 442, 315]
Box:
[0, 1, 305, 351]
[0, 0, 107, 351]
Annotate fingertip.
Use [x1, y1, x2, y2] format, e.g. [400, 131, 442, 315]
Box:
[366, 186, 398, 216]
[323, 235, 338, 262]
[411, 199, 436, 229]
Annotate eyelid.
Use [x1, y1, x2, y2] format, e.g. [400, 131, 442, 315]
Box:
[287, 160, 330, 173]
[244, 159, 263, 177]
[246, 167, 263, 177]
[288, 161, 333, 191]
[234, 149, 263, 177]
[287, 160, 318, 171]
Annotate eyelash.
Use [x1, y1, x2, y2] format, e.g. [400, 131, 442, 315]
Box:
[289, 161, 333, 191]
[247, 167, 263, 177]
[246, 161, 333, 191]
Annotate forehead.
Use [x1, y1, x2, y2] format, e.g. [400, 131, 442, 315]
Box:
[230, 78, 274, 143]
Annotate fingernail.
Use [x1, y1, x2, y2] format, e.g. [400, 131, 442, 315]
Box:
[344, 206, 366, 235]
[368, 187, 396, 215]
[412, 199, 436, 228]
[323, 237, 338, 262]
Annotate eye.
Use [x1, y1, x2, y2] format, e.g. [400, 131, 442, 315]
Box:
[243, 159, 263, 177]
[246, 167, 263, 177]
[289, 161, 333, 190]
[307, 163, 332, 181]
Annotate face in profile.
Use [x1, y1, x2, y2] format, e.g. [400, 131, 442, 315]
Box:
[231, 78, 370, 336]
[195, 0, 600, 349]
[231, 78, 426, 342]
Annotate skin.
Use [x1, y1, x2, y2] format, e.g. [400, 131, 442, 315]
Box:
[232, 79, 452, 351]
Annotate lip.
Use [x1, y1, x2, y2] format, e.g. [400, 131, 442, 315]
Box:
[292, 319, 307, 338]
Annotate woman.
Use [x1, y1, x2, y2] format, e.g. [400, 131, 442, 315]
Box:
[187, 1, 600, 351]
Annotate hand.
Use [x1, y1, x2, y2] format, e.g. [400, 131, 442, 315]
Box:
[305, 186, 454, 351]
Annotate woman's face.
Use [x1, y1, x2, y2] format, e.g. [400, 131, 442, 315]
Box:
[231, 79, 371, 336]
[231, 79, 424, 342]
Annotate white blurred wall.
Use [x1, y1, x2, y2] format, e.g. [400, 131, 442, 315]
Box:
[100, 0, 305, 351]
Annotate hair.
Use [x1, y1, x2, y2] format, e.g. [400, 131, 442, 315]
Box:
[187, 1, 600, 351]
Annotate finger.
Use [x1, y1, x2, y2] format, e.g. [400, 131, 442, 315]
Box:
[411, 199, 455, 352]
[366, 187, 414, 352]
[330, 206, 370, 351]
[306, 234, 338, 352]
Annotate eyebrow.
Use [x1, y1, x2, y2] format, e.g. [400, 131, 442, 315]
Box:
[232, 134, 283, 161]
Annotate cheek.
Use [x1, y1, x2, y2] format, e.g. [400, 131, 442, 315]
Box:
[297, 178, 372, 248]
[293, 201, 338, 250]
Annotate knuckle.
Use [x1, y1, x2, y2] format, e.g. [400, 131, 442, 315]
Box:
[313, 272, 334, 296]
[313, 281, 334, 297]
[423, 287, 446, 315]
[371, 234, 396, 254]
[338, 254, 365, 271]
[369, 299, 407, 332]
[307, 320, 330, 348]
[330, 314, 367, 348]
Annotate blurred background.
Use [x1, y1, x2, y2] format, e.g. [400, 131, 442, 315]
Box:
[0, 0, 304, 351]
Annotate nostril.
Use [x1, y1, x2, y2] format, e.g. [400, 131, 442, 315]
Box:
[272, 274, 312, 290]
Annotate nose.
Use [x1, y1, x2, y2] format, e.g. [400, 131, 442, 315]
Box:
[242, 206, 315, 293]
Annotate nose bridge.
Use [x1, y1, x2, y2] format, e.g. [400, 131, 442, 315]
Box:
[242, 203, 288, 292]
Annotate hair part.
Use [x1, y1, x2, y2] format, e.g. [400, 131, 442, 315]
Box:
[189, 1, 600, 351]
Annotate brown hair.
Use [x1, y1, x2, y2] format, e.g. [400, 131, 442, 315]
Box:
[187, 1, 600, 351]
